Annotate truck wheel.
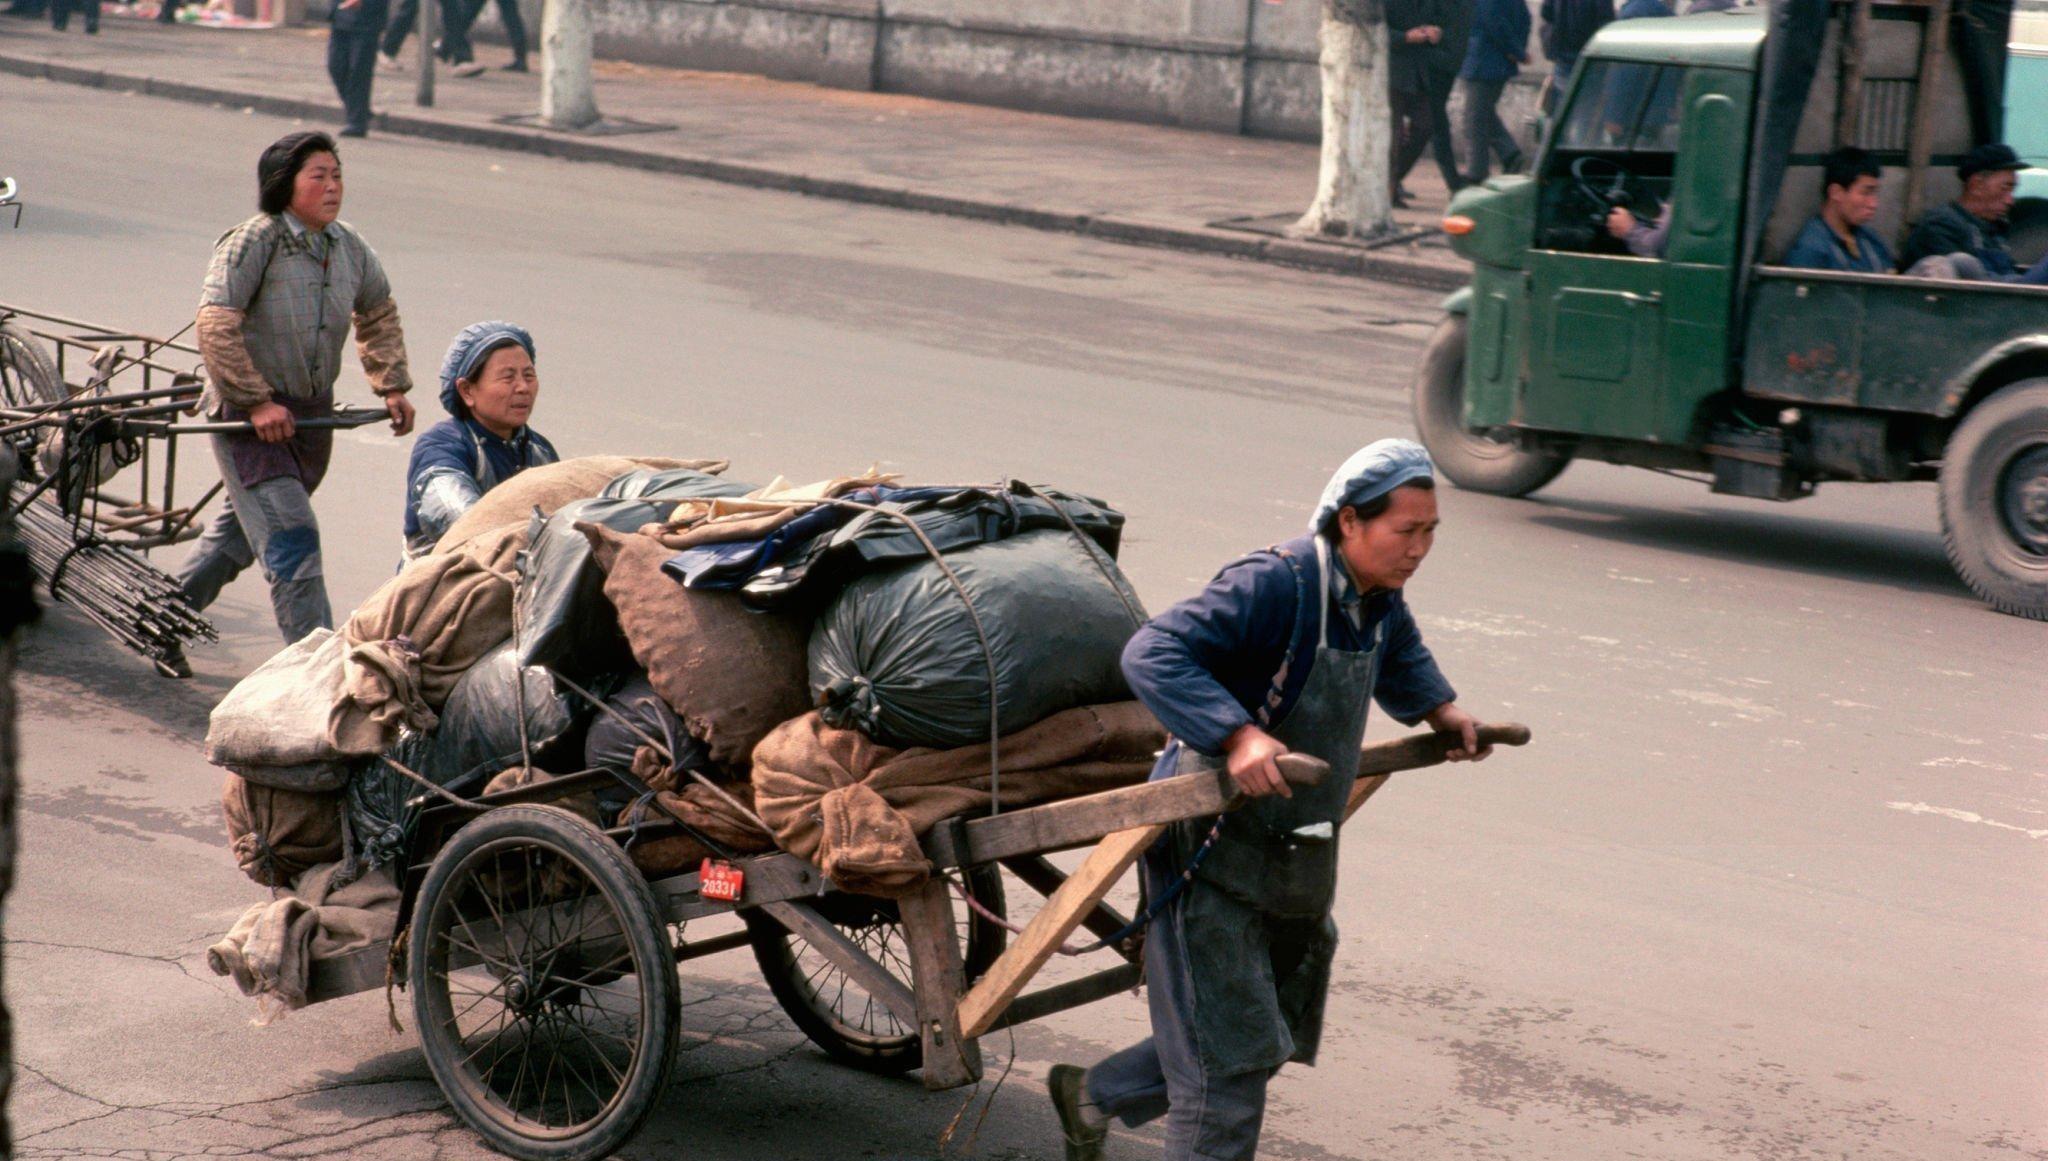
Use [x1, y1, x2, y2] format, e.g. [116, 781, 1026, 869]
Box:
[1412, 315, 1568, 497]
[1939, 380, 2048, 620]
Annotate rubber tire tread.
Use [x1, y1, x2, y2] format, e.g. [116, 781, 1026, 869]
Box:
[1938, 379, 2048, 620]
[410, 804, 679, 1161]
[1411, 313, 1570, 497]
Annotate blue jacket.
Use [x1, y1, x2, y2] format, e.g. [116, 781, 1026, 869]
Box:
[1617, 0, 1672, 18]
[1541, 0, 1614, 73]
[1119, 534, 1457, 757]
[1781, 215, 1895, 274]
[1462, 0, 1532, 81]
[402, 416, 560, 547]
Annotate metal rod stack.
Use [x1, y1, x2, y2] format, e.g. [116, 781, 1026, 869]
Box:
[14, 492, 216, 663]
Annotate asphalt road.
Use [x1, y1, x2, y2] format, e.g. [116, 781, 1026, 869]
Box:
[5, 74, 2045, 1161]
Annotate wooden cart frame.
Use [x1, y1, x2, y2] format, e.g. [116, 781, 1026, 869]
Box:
[304, 720, 1527, 1161]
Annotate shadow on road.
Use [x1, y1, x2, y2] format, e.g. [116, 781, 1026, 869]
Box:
[1519, 493, 1970, 599]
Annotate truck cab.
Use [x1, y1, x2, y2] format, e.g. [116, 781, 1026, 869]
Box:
[1419, 0, 2048, 619]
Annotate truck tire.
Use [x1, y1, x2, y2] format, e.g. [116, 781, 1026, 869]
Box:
[1939, 379, 2048, 620]
[1412, 315, 1568, 497]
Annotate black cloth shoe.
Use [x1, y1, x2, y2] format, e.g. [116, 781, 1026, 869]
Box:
[501, 57, 527, 72]
[1048, 1064, 1108, 1161]
[338, 125, 368, 138]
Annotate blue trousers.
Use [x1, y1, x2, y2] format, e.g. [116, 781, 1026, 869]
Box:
[175, 442, 332, 645]
[1086, 861, 1277, 1161]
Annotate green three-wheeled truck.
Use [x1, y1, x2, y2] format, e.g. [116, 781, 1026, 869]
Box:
[1418, 0, 2048, 618]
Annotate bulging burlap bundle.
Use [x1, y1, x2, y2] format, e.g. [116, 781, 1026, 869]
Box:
[751, 702, 1163, 897]
[221, 774, 344, 888]
[581, 525, 813, 769]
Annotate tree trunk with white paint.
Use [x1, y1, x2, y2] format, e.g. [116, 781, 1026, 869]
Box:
[1292, 0, 1394, 240]
[540, 0, 600, 131]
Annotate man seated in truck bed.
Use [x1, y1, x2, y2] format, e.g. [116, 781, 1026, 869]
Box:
[1781, 147, 1896, 273]
[1898, 143, 2048, 284]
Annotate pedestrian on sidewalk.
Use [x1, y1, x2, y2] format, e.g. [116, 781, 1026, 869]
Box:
[1046, 440, 1493, 1161]
[1418, 0, 1474, 192]
[328, 0, 388, 137]
[166, 132, 416, 675]
[1386, 0, 1441, 207]
[48, 0, 99, 34]
[1459, 0, 1531, 183]
[451, 0, 528, 71]
[378, 0, 482, 77]
[1537, 0, 1612, 114]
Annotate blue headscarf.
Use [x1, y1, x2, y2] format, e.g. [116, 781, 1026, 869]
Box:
[1309, 438, 1435, 531]
[438, 321, 536, 418]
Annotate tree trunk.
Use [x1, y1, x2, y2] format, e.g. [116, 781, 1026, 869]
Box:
[540, 0, 601, 131]
[1292, 0, 1394, 240]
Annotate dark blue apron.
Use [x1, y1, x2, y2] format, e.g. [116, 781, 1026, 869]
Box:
[1164, 536, 1382, 1077]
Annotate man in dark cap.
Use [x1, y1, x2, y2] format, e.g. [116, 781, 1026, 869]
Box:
[1900, 144, 2048, 284]
[401, 321, 559, 558]
[167, 132, 415, 674]
[1047, 439, 1491, 1161]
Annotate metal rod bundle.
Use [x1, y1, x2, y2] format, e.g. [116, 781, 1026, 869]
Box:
[14, 492, 217, 663]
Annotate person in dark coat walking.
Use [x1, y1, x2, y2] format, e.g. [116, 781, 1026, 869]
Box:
[1389, 0, 1470, 200]
[1459, 0, 1531, 182]
[329, 0, 388, 137]
[1045, 440, 1492, 1161]
[378, 0, 480, 76]
[1537, 0, 1613, 112]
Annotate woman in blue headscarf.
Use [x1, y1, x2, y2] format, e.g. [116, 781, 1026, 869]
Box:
[1047, 439, 1492, 1161]
[402, 320, 561, 557]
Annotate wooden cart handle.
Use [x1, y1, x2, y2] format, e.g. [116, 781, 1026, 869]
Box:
[1358, 722, 1532, 777]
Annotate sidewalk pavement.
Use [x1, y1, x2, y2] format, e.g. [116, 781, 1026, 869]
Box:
[0, 18, 1473, 290]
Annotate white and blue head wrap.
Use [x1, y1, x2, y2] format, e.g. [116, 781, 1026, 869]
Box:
[438, 321, 536, 418]
[1309, 438, 1435, 532]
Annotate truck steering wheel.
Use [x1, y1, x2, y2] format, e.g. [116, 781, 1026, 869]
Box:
[1570, 155, 1636, 219]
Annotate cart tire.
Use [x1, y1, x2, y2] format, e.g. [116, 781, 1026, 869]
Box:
[1412, 314, 1569, 497]
[744, 865, 1006, 1075]
[1939, 379, 2048, 620]
[410, 805, 679, 1161]
[0, 321, 63, 410]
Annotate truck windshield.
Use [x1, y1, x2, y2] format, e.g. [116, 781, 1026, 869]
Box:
[1558, 61, 1686, 153]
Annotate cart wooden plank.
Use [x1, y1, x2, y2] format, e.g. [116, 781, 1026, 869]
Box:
[898, 878, 983, 1089]
[923, 753, 1328, 870]
[759, 899, 920, 1026]
[956, 824, 1160, 1040]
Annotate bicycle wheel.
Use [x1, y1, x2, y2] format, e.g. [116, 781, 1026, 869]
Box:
[745, 864, 1006, 1074]
[410, 805, 679, 1161]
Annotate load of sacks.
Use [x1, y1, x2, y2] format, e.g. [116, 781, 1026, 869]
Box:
[203, 456, 1168, 1009]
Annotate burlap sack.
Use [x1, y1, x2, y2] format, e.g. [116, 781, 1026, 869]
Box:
[204, 629, 350, 783]
[582, 525, 812, 769]
[435, 456, 727, 556]
[222, 774, 345, 888]
[329, 522, 526, 756]
[751, 701, 1163, 896]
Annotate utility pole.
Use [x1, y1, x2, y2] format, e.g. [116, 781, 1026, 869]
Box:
[415, 0, 435, 107]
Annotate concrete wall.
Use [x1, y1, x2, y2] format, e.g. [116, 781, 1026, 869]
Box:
[453, 0, 1546, 147]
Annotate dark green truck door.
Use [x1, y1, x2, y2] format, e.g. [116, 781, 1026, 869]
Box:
[1523, 64, 1750, 444]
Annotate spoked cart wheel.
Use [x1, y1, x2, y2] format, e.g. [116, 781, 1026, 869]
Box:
[410, 805, 680, 1161]
[745, 864, 1006, 1075]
